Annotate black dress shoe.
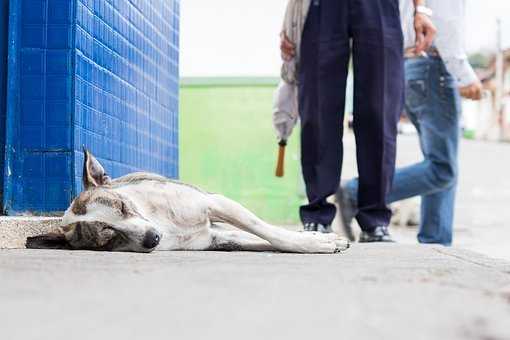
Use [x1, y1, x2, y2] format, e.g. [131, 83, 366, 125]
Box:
[317, 224, 333, 234]
[303, 222, 332, 233]
[359, 226, 395, 243]
[303, 222, 318, 232]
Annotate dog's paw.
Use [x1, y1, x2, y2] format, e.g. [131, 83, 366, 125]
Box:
[298, 232, 350, 254]
[333, 236, 350, 253]
[323, 233, 350, 253]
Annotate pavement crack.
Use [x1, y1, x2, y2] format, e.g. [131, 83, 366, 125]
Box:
[432, 247, 510, 275]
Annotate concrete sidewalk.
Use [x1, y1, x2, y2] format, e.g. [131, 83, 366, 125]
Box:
[1, 245, 509, 340]
[0, 136, 509, 339]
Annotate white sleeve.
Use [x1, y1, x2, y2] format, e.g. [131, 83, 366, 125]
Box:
[432, 0, 479, 87]
[273, 81, 299, 141]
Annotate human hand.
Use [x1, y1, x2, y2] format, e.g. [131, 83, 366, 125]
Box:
[459, 81, 483, 101]
[414, 13, 436, 54]
[280, 32, 296, 62]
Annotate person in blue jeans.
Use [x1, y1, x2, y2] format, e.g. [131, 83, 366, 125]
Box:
[338, 0, 483, 245]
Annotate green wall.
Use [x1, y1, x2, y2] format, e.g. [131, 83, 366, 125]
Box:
[179, 79, 303, 224]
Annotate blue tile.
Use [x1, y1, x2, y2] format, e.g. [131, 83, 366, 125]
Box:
[45, 153, 71, 178]
[22, 76, 44, 99]
[22, 0, 47, 25]
[46, 51, 70, 74]
[21, 50, 44, 75]
[47, 25, 72, 49]
[46, 180, 72, 209]
[46, 101, 70, 124]
[22, 25, 46, 48]
[21, 126, 44, 149]
[46, 126, 71, 149]
[24, 179, 45, 208]
[46, 75, 70, 100]
[48, 0, 72, 24]
[23, 155, 44, 179]
[21, 100, 44, 124]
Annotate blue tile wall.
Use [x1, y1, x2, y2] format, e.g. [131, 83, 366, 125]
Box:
[3, 0, 180, 214]
[0, 0, 8, 205]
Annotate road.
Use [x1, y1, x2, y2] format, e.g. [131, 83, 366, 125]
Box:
[341, 133, 510, 261]
[1, 135, 509, 340]
[1, 245, 509, 340]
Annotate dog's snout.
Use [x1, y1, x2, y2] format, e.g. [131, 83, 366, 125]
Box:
[142, 229, 161, 249]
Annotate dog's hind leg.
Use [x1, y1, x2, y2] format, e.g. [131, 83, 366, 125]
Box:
[207, 194, 349, 254]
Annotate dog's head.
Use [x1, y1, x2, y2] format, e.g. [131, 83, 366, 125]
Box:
[26, 149, 161, 252]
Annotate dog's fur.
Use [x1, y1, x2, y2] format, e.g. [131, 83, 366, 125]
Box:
[26, 149, 349, 254]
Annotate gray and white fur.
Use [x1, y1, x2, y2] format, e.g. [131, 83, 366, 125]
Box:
[26, 149, 349, 254]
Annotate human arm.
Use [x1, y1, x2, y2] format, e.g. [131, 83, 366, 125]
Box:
[432, 0, 482, 100]
[280, 32, 295, 61]
[413, 0, 437, 54]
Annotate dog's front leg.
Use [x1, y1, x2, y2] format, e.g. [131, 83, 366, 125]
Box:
[207, 228, 274, 252]
[207, 195, 349, 254]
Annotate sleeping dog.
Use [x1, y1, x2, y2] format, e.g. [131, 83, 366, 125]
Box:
[27, 149, 349, 254]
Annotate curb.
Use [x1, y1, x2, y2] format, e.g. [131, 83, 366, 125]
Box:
[0, 217, 61, 249]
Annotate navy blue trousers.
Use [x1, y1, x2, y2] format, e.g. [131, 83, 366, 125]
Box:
[298, 0, 404, 231]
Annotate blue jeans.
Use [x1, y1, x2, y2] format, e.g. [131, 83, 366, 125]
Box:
[344, 57, 461, 246]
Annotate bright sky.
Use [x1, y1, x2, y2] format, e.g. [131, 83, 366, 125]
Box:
[180, 0, 510, 77]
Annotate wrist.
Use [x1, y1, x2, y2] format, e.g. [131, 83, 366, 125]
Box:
[415, 5, 433, 18]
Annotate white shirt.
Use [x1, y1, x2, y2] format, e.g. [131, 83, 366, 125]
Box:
[400, 0, 478, 87]
[273, 0, 310, 141]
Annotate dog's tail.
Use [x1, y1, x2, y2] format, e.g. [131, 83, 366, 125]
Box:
[334, 189, 356, 242]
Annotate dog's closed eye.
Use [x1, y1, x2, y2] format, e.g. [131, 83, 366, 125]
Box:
[95, 225, 117, 247]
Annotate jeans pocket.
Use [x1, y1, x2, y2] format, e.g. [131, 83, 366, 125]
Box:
[439, 74, 455, 99]
[406, 79, 428, 111]
[438, 75, 461, 118]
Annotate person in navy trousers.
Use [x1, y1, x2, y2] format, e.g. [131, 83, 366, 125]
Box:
[281, 0, 436, 241]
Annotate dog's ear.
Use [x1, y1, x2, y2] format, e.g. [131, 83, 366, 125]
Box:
[83, 147, 111, 190]
[26, 233, 71, 250]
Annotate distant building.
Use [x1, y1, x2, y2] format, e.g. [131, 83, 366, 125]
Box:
[465, 49, 510, 141]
